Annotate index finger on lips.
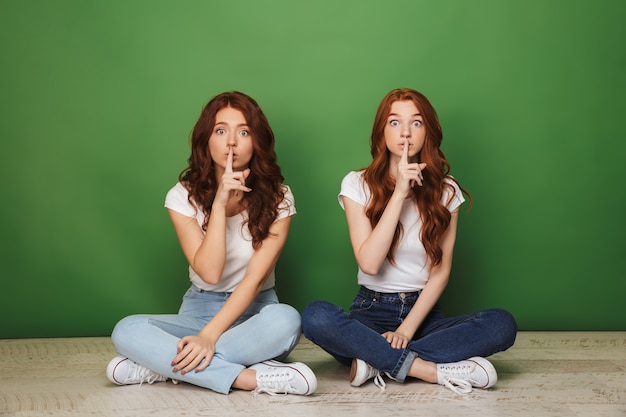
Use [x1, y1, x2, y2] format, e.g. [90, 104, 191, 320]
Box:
[225, 147, 233, 173]
[401, 138, 409, 165]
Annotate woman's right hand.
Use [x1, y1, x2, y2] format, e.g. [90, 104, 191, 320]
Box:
[214, 147, 251, 208]
[395, 138, 427, 198]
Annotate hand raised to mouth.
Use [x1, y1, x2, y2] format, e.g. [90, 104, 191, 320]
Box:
[396, 138, 427, 195]
[214, 147, 251, 207]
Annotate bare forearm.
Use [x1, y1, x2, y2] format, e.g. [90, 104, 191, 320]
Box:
[198, 279, 263, 344]
[192, 205, 227, 284]
[398, 272, 449, 337]
[356, 193, 405, 274]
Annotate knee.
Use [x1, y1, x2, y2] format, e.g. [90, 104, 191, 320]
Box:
[301, 300, 339, 340]
[259, 304, 302, 359]
[261, 303, 302, 335]
[490, 308, 518, 349]
[110, 315, 145, 348]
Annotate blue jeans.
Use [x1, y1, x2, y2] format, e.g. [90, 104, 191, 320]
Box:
[111, 285, 301, 394]
[301, 286, 517, 382]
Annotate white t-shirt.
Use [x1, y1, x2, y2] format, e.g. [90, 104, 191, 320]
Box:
[338, 170, 464, 293]
[165, 182, 296, 292]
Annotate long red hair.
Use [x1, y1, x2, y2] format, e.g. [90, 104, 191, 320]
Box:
[363, 88, 471, 266]
[179, 91, 285, 249]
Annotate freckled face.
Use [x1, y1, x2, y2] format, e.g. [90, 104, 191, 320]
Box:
[208, 107, 254, 171]
[384, 100, 426, 162]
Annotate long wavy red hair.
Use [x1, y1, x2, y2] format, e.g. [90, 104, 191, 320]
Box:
[363, 88, 471, 266]
[179, 91, 285, 249]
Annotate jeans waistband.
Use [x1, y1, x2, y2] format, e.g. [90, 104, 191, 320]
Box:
[191, 285, 274, 297]
[358, 285, 422, 302]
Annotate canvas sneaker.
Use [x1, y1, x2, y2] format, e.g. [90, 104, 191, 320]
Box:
[350, 358, 386, 391]
[107, 356, 170, 386]
[250, 360, 317, 395]
[436, 356, 498, 394]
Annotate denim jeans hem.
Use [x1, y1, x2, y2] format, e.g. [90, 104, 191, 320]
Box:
[391, 349, 417, 382]
[171, 361, 246, 394]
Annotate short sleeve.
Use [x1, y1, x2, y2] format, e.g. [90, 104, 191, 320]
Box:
[164, 182, 198, 218]
[443, 177, 465, 212]
[338, 170, 369, 210]
[276, 185, 297, 221]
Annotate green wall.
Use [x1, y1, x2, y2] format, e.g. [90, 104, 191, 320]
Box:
[1, 0, 625, 338]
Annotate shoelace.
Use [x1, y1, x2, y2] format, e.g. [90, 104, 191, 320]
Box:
[438, 363, 479, 394]
[253, 372, 293, 396]
[139, 374, 177, 386]
[440, 375, 473, 395]
[128, 364, 167, 387]
[141, 373, 161, 386]
[372, 371, 386, 391]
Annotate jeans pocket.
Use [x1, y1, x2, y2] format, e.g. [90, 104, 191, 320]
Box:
[349, 294, 374, 313]
[183, 285, 201, 300]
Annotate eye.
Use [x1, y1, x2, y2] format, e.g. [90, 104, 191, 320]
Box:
[215, 128, 226, 135]
[412, 120, 423, 127]
[389, 120, 400, 127]
[239, 129, 250, 137]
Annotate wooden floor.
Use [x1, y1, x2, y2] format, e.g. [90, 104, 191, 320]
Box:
[1, 332, 624, 417]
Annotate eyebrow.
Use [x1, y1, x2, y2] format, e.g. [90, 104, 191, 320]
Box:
[388, 112, 422, 118]
[214, 121, 250, 127]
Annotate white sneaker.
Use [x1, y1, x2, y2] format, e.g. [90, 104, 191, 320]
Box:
[250, 360, 317, 395]
[436, 357, 498, 394]
[350, 358, 386, 391]
[107, 356, 169, 386]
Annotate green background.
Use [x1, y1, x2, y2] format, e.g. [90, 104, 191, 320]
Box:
[1, 0, 624, 338]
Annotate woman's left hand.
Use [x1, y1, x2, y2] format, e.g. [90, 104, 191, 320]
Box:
[171, 335, 216, 375]
[382, 330, 410, 349]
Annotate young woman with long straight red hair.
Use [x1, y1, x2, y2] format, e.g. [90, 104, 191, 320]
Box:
[106, 91, 316, 396]
[302, 88, 517, 394]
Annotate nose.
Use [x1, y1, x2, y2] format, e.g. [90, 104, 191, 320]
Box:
[401, 123, 411, 138]
[227, 132, 237, 147]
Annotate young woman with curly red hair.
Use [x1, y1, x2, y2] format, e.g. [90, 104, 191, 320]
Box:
[302, 88, 517, 394]
[107, 92, 316, 396]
